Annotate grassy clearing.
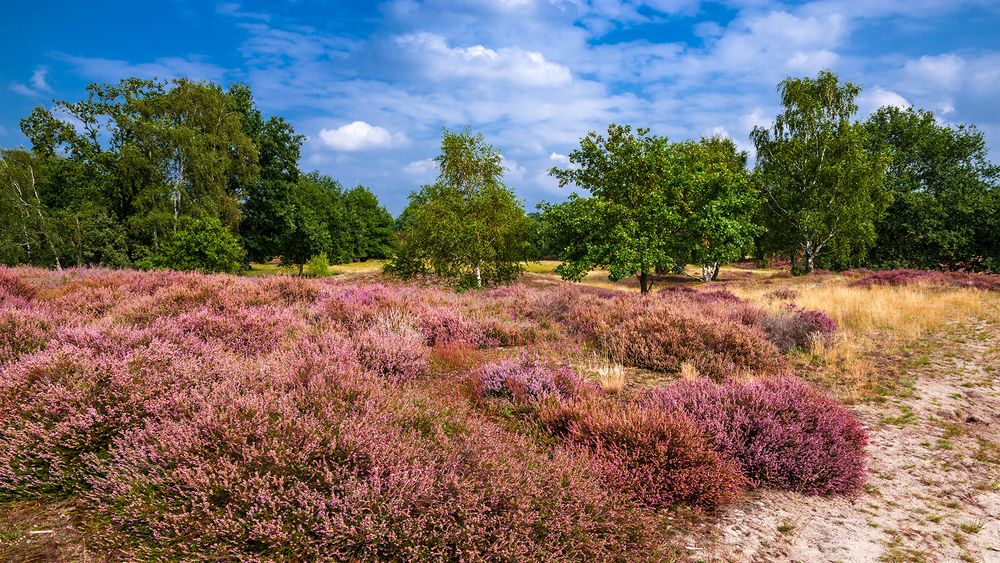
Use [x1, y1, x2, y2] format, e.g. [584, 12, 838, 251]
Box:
[246, 260, 388, 277]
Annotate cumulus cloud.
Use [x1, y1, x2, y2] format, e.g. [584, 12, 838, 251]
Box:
[404, 157, 438, 178]
[395, 33, 572, 86]
[904, 54, 965, 89]
[859, 86, 910, 115]
[318, 121, 407, 151]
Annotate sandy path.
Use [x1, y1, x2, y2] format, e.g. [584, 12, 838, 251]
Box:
[679, 319, 1000, 562]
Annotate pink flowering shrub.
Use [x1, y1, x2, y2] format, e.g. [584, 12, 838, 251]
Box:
[540, 399, 745, 508]
[761, 306, 838, 352]
[353, 312, 429, 383]
[646, 377, 868, 494]
[86, 372, 660, 561]
[536, 288, 788, 380]
[472, 353, 591, 402]
[0, 329, 230, 497]
[152, 304, 306, 357]
[0, 304, 52, 364]
[0, 268, 37, 301]
[847, 268, 1000, 291]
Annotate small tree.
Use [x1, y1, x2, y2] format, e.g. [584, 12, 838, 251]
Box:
[390, 128, 532, 288]
[752, 71, 892, 272]
[548, 124, 686, 293]
[343, 185, 396, 262]
[278, 174, 335, 276]
[675, 137, 762, 281]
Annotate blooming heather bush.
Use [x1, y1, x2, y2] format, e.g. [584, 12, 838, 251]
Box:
[152, 304, 306, 357]
[353, 311, 429, 383]
[764, 287, 800, 301]
[0, 330, 234, 497]
[0, 268, 37, 301]
[847, 268, 1000, 291]
[0, 304, 52, 364]
[473, 353, 590, 402]
[647, 377, 868, 495]
[87, 374, 660, 561]
[761, 306, 838, 352]
[540, 399, 745, 508]
[539, 289, 788, 380]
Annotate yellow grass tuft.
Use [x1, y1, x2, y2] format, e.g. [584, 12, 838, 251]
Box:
[587, 355, 627, 393]
[679, 361, 700, 380]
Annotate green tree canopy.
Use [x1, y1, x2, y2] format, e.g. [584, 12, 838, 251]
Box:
[140, 216, 245, 274]
[752, 70, 892, 272]
[390, 128, 532, 288]
[864, 106, 1000, 271]
[342, 185, 397, 262]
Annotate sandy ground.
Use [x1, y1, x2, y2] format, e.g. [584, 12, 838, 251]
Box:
[678, 319, 1000, 563]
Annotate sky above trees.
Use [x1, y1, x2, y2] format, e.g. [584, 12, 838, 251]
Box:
[2, 0, 998, 213]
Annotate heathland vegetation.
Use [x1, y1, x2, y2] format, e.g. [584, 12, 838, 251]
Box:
[1, 69, 999, 560]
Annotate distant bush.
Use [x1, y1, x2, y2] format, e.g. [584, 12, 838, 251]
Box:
[353, 311, 428, 383]
[140, 216, 246, 274]
[647, 377, 868, 495]
[539, 288, 788, 380]
[540, 399, 745, 508]
[305, 253, 332, 277]
[761, 306, 838, 352]
[847, 268, 1000, 291]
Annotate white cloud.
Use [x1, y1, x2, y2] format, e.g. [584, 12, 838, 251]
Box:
[404, 157, 438, 178]
[859, 86, 910, 114]
[216, 2, 271, 21]
[904, 54, 965, 89]
[318, 121, 407, 151]
[501, 155, 526, 183]
[30, 67, 51, 92]
[10, 66, 52, 98]
[548, 152, 570, 165]
[395, 33, 572, 86]
[58, 53, 228, 83]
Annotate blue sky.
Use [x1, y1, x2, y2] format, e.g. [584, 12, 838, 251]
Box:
[2, 0, 999, 214]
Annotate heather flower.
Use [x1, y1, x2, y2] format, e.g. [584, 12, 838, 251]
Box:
[647, 376, 868, 495]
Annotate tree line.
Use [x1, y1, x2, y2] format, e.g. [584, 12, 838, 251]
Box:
[0, 79, 395, 274]
[390, 71, 998, 292]
[2, 71, 997, 287]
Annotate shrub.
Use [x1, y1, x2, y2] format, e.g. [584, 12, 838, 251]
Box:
[140, 216, 247, 274]
[540, 399, 745, 509]
[763, 287, 800, 301]
[473, 353, 589, 402]
[761, 306, 838, 352]
[646, 377, 868, 495]
[847, 268, 1000, 291]
[0, 331, 224, 498]
[353, 311, 428, 383]
[86, 374, 660, 561]
[0, 304, 52, 364]
[306, 253, 332, 277]
[0, 268, 37, 301]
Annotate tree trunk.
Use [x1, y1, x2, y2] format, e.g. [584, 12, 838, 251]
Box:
[639, 271, 650, 294]
[475, 264, 482, 288]
[711, 262, 721, 281]
[298, 262, 304, 276]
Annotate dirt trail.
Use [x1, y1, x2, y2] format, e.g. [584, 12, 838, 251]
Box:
[680, 319, 1000, 562]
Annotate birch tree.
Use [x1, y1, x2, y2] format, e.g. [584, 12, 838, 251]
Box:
[390, 128, 531, 288]
[752, 71, 891, 272]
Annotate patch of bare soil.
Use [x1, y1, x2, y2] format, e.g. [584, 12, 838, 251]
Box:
[0, 499, 91, 562]
[677, 319, 1000, 562]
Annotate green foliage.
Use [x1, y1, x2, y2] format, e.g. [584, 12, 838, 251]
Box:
[390, 128, 531, 288]
[864, 106, 1000, 272]
[752, 71, 892, 272]
[343, 185, 397, 261]
[279, 173, 337, 275]
[674, 137, 762, 281]
[141, 216, 245, 274]
[305, 254, 332, 278]
[546, 127, 761, 290]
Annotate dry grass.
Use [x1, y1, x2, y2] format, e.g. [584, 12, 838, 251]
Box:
[585, 355, 627, 393]
[679, 361, 700, 380]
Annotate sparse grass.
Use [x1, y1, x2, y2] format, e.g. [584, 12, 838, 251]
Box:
[777, 519, 796, 535]
[585, 355, 627, 393]
[958, 521, 984, 534]
[881, 406, 917, 426]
